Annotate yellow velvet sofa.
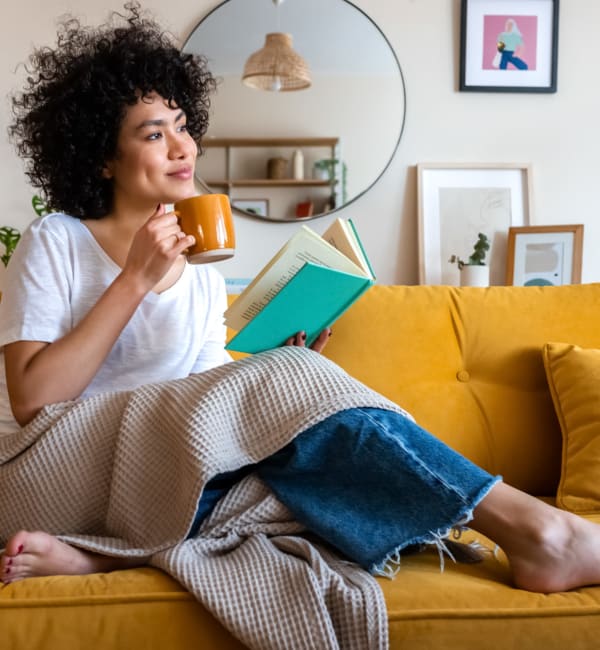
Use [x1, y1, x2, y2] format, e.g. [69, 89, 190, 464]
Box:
[3, 283, 600, 649]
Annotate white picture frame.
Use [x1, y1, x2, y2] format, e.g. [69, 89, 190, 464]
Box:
[232, 198, 269, 217]
[417, 163, 532, 285]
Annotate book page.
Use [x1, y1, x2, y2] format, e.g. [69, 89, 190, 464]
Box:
[224, 226, 366, 330]
[321, 218, 373, 278]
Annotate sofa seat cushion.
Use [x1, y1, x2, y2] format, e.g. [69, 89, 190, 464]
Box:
[2, 518, 600, 650]
[0, 567, 243, 650]
[383, 518, 600, 649]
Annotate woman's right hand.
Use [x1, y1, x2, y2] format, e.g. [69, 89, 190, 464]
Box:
[122, 204, 195, 293]
[5, 205, 196, 426]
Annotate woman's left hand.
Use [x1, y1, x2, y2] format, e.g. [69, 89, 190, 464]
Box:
[285, 328, 332, 354]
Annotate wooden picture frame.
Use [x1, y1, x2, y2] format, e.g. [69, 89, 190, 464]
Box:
[417, 162, 532, 285]
[459, 0, 559, 93]
[506, 224, 583, 286]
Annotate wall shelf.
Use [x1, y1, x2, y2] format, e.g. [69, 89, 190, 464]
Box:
[205, 179, 334, 188]
[202, 137, 339, 149]
[197, 137, 342, 219]
[199, 136, 340, 189]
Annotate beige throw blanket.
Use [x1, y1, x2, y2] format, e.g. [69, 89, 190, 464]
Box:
[0, 347, 409, 650]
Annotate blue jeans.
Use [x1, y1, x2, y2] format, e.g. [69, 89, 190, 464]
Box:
[188, 408, 500, 574]
[500, 51, 528, 70]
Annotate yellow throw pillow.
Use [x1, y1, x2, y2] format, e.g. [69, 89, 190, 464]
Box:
[543, 342, 600, 513]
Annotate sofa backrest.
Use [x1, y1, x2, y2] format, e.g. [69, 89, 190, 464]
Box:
[319, 283, 600, 496]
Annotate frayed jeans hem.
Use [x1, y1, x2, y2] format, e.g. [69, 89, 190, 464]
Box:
[370, 474, 502, 578]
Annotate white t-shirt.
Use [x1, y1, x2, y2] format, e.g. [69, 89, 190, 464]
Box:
[0, 212, 231, 436]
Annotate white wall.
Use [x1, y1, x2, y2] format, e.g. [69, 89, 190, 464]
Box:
[1, 0, 599, 288]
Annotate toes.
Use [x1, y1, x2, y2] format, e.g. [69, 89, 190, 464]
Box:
[0, 561, 12, 584]
[6, 532, 28, 557]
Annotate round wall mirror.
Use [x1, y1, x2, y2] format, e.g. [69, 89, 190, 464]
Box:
[183, 0, 406, 222]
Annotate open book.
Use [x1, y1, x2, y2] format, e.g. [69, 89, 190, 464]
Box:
[224, 218, 375, 353]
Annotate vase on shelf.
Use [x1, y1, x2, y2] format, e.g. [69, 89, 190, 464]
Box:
[267, 157, 288, 179]
[292, 149, 304, 180]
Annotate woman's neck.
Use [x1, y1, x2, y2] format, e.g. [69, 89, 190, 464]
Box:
[82, 203, 158, 270]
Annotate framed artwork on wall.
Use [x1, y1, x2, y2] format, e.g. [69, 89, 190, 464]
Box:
[506, 224, 583, 286]
[417, 162, 532, 285]
[459, 0, 559, 93]
[232, 199, 269, 217]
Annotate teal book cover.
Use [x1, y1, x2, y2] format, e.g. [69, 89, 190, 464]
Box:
[225, 262, 373, 354]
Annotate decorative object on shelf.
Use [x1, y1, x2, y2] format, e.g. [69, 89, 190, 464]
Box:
[506, 224, 583, 286]
[267, 157, 288, 179]
[292, 149, 304, 180]
[295, 201, 314, 218]
[232, 198, 270, 217]
[312, 159, 347, 204]
[459, 0, 559, 93]
[449, 232, 491, 287]
[312, 158, 337, 181]
[417, 162, 532, 286]
[323, 195, 336, 213]
[242, 0, 311, 92]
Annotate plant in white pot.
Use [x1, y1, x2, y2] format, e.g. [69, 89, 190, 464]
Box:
[449, 233, 491, 287]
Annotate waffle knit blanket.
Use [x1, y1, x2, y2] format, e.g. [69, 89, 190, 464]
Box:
[0, 347, 409, 650]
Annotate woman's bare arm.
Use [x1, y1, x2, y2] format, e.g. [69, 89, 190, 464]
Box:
[5, 210, 194, 426]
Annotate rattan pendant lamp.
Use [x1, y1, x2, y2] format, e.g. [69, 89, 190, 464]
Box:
[242, 0, 311, 92]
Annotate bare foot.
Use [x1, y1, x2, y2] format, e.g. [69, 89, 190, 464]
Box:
[472, 482, 600, 593]
[0, 531, 146, 584]
[506, 508, 600, 593]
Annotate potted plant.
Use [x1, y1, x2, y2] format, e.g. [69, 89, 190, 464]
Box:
[0, 195, 52, 269]
[312, 159, 348, 204]
[449, 232, 491, 287]
[32, 194, 52, 217]
[0, 226, 21, 268]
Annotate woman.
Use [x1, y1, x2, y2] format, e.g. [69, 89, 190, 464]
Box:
[497, 18, 528, 70]
[1, 4, 600, 595]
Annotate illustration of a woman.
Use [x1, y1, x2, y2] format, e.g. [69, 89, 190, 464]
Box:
[497, 18, 528, 70]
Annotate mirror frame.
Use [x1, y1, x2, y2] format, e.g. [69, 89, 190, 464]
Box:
[183, 0, 407, 222]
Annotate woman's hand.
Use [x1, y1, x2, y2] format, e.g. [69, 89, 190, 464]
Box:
[5, 205, 196, 426]
[285, 328, 332, 354]
[122, 204, 195, 293]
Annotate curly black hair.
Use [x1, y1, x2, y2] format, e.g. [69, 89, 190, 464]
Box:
[9, 2, 216, 218]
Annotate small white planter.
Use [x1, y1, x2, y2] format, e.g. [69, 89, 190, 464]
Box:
[460, 265, 489, 287]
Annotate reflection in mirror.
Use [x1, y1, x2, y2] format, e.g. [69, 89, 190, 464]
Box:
[183, 0, 406, 222]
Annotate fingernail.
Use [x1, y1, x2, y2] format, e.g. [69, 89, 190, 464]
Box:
[17, 544, 23, 554]
[7, 558, 12, 566]
[328, 330, 332, 337]
[301, 333, 306, 341]
[5, 567, 10, 574]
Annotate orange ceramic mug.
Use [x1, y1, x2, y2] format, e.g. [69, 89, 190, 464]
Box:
[174, 194, 235, 264]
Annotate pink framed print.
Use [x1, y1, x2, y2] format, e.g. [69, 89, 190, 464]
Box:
[459, 0, 559, 93]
